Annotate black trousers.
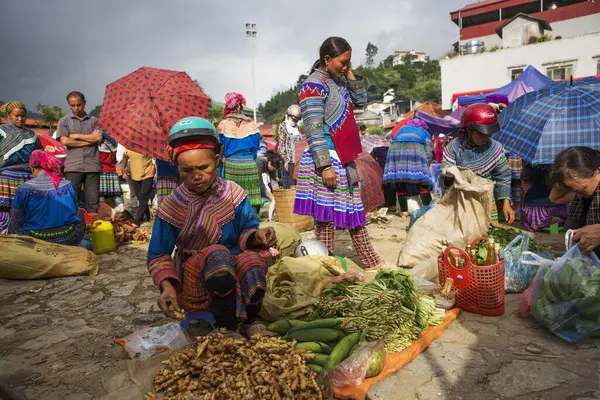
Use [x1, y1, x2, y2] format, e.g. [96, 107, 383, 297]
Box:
[129, 178, 154, 225]
[384, 182, 432, 212]
[65, 172, 100, 213]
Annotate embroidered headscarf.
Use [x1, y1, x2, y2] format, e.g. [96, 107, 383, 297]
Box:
[167, 135, 218, 161]
[223, 92, 247, 117]
[29, 150, 63, 188]
[406, 118, 430, 132]
[0, 101, 27, 116]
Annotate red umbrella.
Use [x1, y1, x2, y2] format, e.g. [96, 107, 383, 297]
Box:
[38, 135, 67, 159]
[98, 67, 210, 161]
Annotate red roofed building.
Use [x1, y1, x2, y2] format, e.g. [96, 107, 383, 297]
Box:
[25, 119, 57, 136]
[451, 0, 599, 47]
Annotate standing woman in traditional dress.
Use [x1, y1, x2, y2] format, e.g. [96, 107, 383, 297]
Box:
[383, 119, 434, 217]
[98, 131, 123, 203]
[148, 117, 276, 336]
[441, 103, 516, 224]
[0, 101, 42, 233]
[9, 150, 84, 246]
[217, 93, 262, 214]
[155, 159, 181, 207]
[294, 37, 389, 270]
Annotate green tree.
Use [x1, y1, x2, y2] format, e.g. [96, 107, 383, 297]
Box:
[89, 105, 102, 118]
[365, 42, 378, 69]
[208, 103, 224, 126]
[36, 102, 66, 128]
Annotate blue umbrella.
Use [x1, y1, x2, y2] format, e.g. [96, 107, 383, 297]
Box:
[496, 77, 600, 164]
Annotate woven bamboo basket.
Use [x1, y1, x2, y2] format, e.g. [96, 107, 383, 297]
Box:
[272, 187, 314, 233]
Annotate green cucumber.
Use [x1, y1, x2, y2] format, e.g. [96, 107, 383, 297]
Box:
[324, 332, 361, 371]
[310, 353, 329, 367]
[295, 342, 324, 353]
[287, 318, 344, 334]
[267, 319, 307, 335]
[287, 328, 346, 342]
[308, 363, 323, 372]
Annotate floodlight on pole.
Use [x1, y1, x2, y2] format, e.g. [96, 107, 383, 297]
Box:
[245, 23, 258, 123]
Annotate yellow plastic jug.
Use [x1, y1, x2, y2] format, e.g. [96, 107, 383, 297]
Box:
[90, 220, 116, 255]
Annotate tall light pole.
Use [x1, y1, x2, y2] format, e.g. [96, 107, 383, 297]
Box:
[245, 23, 258, 124]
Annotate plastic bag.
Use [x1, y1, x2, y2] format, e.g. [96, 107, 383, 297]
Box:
[116, 322, 192, 360]
[529, 245, 600, 341]
[519, 252, 554, 317]
[332, 341, 385, 388]
[501, 235, 534, 293]
[408, 200, 438, 229]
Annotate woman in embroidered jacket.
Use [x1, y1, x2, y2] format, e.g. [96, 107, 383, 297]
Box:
[0, 101, 43, 233]
[294, 37, 388, 270]
[441, 103, 516, 224]
[9, 150, 84, 246]
[147, 117, 276, 336]
[217, 93, 262, 214]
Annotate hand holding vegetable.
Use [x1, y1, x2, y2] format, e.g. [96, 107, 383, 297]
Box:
[158, 280, 182, 319]
[572, 224, 600, 252]
[500, 200, 516, 225]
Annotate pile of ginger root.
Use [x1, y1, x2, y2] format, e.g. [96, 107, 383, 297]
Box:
[145, 329, 326, 400]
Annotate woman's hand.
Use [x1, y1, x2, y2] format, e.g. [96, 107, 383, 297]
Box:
[500, 200, 516, 225]
[158, 280, 182, 319]
[549, 185, 577, 204]
[322, 167, 337, 189]
[346, 61, 355, 81]
[251, 227, 277, 249]
[572, 225, 600, 252]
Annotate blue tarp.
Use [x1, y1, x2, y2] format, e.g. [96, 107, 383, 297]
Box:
[457, 65, 553, 106]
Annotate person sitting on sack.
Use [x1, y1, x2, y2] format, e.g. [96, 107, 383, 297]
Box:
[9, 150, 84, 246]
[147, 117, 277, 337]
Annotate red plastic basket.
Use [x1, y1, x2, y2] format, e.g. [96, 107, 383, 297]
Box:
[437, 238, 505, 316]
[80, 209, 99, 225]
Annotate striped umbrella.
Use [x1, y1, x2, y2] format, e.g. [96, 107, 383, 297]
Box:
[497, 77, 600, 164]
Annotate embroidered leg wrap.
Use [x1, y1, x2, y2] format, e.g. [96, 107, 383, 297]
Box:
[350, 225, 382, 269]
[315, 221, 335, 254]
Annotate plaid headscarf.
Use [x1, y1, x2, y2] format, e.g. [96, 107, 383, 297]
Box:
[0, 101, 27, 116]
[29, 150, 63, 188]
[406, 118, 430, 132]
[223, 92, 246, 117]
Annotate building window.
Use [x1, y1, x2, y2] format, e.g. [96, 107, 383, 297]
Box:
[546, 64, 573, 81]
[510, 68, 524, 81]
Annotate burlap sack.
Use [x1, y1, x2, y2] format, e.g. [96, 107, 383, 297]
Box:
[259, 221, 301, 258]
[397, 166, 493, 276]
[0, 234, 99, 279]
[260, 256, 344, 321]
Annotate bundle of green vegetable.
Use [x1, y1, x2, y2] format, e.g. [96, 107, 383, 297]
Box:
[531, 259, 600, 340]
[472, 227, 550, 265]
[311, 270, 444, 352]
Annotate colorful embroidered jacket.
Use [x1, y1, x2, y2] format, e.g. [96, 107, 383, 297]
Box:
[10, 173, 80, 231]
[298, 69, 367, 168]
[147, 178, 259, 289]
[0, 124, 42, 168]
[217, 114, 261, 160]
[442, 136, 511, 202]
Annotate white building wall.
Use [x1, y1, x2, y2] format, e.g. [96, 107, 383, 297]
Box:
[440, 32, 600, 109]
[459, 12, 600, 46]
[502, 19, 543, 48]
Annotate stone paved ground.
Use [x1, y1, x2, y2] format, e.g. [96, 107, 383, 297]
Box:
[0, 217, 598, 400]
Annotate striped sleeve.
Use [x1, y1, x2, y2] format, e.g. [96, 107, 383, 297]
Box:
[299, 81, 331, 169]
[492, 153, 512, 201]
[346, 77, 367, 108]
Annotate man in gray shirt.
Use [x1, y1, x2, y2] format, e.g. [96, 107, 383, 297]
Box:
[57, 91, 103, 212]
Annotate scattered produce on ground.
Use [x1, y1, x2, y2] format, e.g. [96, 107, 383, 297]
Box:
[147, 330, 325, 400]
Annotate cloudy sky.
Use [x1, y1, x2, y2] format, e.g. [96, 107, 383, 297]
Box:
[0, 0, 468, 111]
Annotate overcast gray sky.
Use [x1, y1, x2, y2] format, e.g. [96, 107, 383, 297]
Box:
[0, 0, 467, 111]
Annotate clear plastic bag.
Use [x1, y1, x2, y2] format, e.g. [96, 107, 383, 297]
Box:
[116, 322, 192, 360]
[332, 341, 385, 388]
[500, 234, 531, 293]
[529, 245, 600, 342]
